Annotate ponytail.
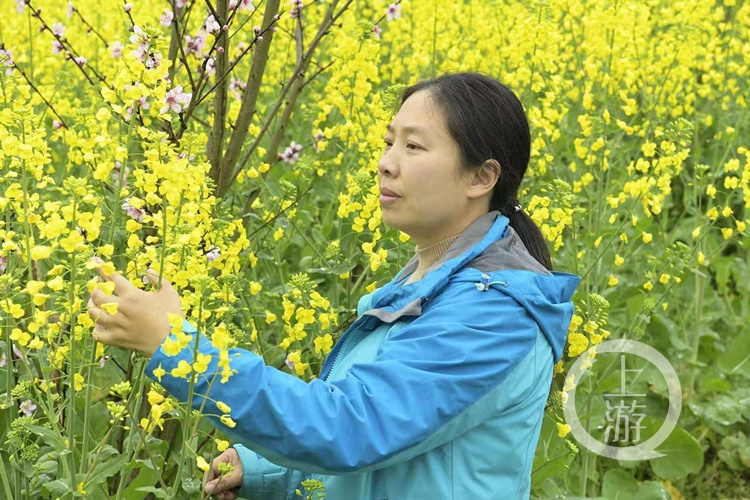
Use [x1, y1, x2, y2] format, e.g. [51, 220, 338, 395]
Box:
[498, 202, 553, 271]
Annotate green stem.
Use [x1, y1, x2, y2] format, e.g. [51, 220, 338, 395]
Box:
[171, 298, 204, 499]
[79, 333, 99, 473]
[114, 358, 148, 500]
[0, 455, 13, 500]
[686, 269, 704, 402]
[66, 198, 79, 491]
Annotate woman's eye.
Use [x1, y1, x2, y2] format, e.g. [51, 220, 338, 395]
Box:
[383, 139, 393, 148]
[406, 142, 421, 150]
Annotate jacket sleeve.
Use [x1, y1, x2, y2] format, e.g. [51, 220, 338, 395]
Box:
[145, 282, 544, 475]
[233, 444, 305, 500]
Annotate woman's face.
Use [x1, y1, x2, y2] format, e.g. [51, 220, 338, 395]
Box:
[378, 90, 482, 248]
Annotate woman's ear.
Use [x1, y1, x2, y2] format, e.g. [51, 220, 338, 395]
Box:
[467, 159, 500, 199]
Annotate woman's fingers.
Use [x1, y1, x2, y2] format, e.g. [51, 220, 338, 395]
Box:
[203, 451, 242, 498]
[87, 297, 120, 332]
[91, 257, 135, 298]
[91, 322, 115, 345]
[90, 286, 120, 306]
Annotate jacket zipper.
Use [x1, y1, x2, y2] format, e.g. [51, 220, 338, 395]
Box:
[323, 315, 367, 382]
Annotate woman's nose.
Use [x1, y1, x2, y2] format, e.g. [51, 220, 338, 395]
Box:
[378, 148, 397, 177]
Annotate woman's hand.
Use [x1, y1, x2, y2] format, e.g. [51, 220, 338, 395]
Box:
[203, 448, 243, 499]
[86, 258, 184, 356]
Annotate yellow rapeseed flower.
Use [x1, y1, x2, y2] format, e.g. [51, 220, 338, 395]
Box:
[170, 360, 192, 379]
[196, 456, 210, 472]
[556, 422, 571, 438]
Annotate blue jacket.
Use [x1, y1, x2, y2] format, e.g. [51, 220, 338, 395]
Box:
[147, 211, 580, 499]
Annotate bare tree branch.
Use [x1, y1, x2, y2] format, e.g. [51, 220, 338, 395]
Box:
[207, 0, 232, 179]
[214, 0, 282, 196]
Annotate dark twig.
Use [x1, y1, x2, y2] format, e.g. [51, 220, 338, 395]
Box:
[10, 62, 69, 129]
[69, 4, 109, 47]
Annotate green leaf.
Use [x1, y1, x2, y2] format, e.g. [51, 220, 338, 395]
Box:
[717, 432, 750, 470]
[23, 425, 66, 452]
[635, 481, 671, 499]
[182, 477, 201, 494]
[602, 469, 639, 499]
[649, 426, 704, 480]
[84, 454, 129, 490]
[42, 479, 72, 497]
[135, 486, 169, 499]
[602, 469, 671, 499]
[718, 325, 750, 376]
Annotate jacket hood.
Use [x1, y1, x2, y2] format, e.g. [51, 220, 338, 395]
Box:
[368, 211, 581, 362]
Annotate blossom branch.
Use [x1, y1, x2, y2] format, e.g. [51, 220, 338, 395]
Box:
[207, 0, 231, 178]
[9, 60, 68, 129]
[211, 0, 282, 196]
[225, 0, 354, 197]
[68, 3, 109, 48]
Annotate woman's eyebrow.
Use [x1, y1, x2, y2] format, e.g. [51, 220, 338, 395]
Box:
[385, 123, 428, 136]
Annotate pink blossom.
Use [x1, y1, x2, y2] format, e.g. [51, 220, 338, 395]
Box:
[160, 85, 191, 114]
[110, 41, 123, 58]
[285, 354, 295, 371]
[205, 246, 221, 262]
[176, 0, 188, 7]
[112, 161, 130, 189]
[52, 41, 64, 54]
[203, 57, 216, 77]
[129, 25, 148, 46]
[122, 199, 145, 221]
[289, 0, 303, 18]
[160, 9, 174, 27]
[233, 0, 255, 11]
[230, 77, 246, 99]
[15, 0, 24, 14]
[238, 0, 255, 11]
[130, 27, 161, 68]
[185, 31, 207, 56]
[125, 95, 150, 122]
[204, 15, 220, 34]
[53, 120, 62, 130]
[279, 141, 303, 164]
[98, 356, 110, 368]
[74, 56, 86, 67]
[373, 24, 382, 40]
[19, 400, 37, 417]
[124, 3, 133, 12]
[0, 49, 14, 76]
[386, 3, 401, 22]
[67, 2, 75, 17]
[144, 52, 162, 69]
[313, 131, 325, 152]
[52, 22, 66, 37]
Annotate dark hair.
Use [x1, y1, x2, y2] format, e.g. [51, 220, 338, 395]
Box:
[401, 72, 553, 271]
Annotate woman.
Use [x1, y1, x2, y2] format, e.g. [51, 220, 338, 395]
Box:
[88, 72, 580, 499]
